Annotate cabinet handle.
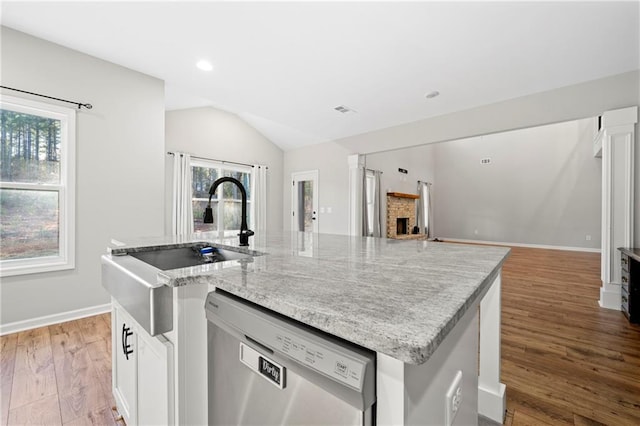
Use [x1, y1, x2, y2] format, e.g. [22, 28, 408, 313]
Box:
[122, 323, 134, 360]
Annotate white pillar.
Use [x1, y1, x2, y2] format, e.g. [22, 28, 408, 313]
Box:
[598, 106, 637, 309]
[478, 272, 506, 423]
[348, 154, 365, 236]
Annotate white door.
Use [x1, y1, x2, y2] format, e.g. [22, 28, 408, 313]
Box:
[291, 170, 319, 233]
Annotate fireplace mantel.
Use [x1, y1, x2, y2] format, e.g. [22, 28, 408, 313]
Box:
[387, 192, 419, 199]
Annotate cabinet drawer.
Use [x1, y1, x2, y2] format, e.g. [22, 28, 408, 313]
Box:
[621, 254, 630, 273]
[622, 304, 630, 320]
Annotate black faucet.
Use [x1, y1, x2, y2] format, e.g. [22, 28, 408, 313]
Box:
[204, 177, 254, 246]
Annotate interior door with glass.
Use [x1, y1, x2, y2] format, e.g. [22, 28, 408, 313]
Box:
[291, 170, 318, 233]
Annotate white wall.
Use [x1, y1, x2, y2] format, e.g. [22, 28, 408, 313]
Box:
[165, 107, 284, 234]
[283, 71, 639, 246]
[1, 27, 165, 326]
[433, 119, 601, 248]
[283, 142, 352, 234]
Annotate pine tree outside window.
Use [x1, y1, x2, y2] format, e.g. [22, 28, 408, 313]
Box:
[0, 96, 76, 277]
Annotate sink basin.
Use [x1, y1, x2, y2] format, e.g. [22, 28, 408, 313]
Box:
[102, 242, 263, 336]
[129, 246, 252, 270]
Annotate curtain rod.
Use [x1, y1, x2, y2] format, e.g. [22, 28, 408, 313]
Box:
[167, 151, 267, 169]
[1, 86, 93, 110]
[364, 167, 383, 174]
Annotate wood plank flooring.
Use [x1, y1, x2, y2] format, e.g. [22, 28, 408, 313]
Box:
[0, 313, 119, 425]
[0, 247, 638, 425]
[501, 247, 640, 426]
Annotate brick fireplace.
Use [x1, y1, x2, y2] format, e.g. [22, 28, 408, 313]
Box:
[386, 192, 420, 239]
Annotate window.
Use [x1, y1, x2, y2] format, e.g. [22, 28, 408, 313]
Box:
[0, 96, 76, 276]
[191, 159, 252, 237]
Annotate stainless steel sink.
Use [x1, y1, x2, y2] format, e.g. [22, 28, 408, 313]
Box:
[101, 242, 263, 336]
[129, 246, 252, 270]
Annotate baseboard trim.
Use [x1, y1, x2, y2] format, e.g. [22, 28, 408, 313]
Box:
[599, 284, 622, 310]
[441, 238, 601, 253]
[478, 382, 506, 424]
[0, 303, 111, 336]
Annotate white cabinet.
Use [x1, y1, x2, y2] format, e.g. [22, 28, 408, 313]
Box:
[112, 302, 137, 425]
[112, 299, 174, 425]
[137, 332, 174, 425]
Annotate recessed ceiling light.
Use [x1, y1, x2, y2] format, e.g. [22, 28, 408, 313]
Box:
[425, 91, 440, 99]
[196, 60, 213, 71]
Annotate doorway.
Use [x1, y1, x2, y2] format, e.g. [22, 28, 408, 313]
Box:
[291, 170, 319, 233]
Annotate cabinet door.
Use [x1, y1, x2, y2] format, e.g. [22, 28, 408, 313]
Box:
[112, 302, 137, 425]
[137, 332, 174, 425]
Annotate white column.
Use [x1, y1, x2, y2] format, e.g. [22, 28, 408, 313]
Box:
[478, 272, 506, 423]
[598, 106, 637, 309]
[348, 154, 365, 236]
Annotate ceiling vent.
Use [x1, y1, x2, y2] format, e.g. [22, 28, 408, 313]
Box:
[334, 105, 357, 114]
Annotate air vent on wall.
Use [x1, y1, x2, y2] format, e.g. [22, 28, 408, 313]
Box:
[334, 105, 357, 114]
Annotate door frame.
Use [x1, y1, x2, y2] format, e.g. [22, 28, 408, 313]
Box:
[291, 170, 319, 233]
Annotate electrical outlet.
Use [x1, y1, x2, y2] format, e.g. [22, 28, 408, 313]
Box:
[445, 370, 463, 426]
[586, 235, 592, 241]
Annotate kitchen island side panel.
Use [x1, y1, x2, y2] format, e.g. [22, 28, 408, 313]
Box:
[377, 294, 480, 425]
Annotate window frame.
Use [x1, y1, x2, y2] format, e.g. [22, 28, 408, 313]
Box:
[190, 158, 253, 237]
[0, 96, 76, 277]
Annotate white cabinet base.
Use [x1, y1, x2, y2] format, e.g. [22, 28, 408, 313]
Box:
[111, 298, 174, 425]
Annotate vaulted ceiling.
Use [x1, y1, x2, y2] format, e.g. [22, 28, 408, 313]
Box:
[2, 1, 638, 150]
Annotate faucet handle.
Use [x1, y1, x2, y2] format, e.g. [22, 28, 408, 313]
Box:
[238, 229, 254, 246]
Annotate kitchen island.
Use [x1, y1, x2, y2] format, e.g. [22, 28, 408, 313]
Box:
[102, 231, 509, 425]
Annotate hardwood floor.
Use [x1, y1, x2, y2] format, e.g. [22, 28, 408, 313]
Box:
[501, 247, 640, 426]
[0, 313, 119, 426]
[0, 247, 638, 425]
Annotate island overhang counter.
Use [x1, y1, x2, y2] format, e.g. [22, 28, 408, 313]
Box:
[103, 231, 510, 425]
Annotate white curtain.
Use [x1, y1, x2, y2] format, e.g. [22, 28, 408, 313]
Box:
[417, 181, 433, 238]
[362, 169, 382, 237]
[171, 152, 194, 236]
[251, 164, 267, 234]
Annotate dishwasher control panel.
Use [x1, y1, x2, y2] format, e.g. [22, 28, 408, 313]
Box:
[205, 290, 375, 396]
[274, 331, 365, 390]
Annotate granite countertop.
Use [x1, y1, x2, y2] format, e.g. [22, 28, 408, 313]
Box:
[109, 232, 510, 365]
[619, 247, 640, 263]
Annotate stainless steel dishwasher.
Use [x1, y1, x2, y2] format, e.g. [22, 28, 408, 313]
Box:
[205, 290, 376, 426]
